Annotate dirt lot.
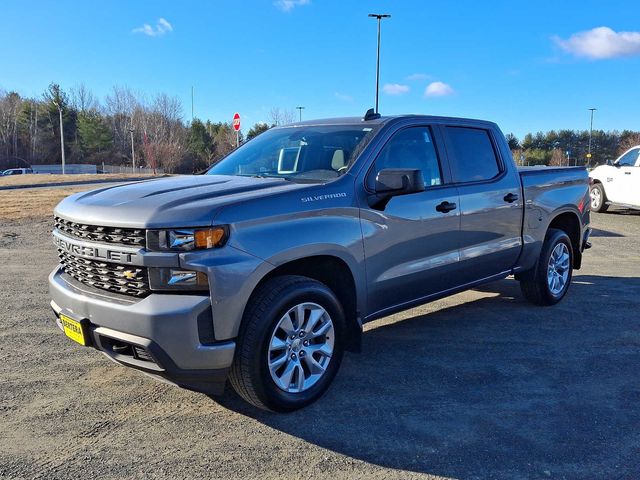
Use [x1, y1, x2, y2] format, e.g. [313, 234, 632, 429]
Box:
[0, 186, 93, 220]
[0, 206, 638, 480]
[0, 174, 160, 189]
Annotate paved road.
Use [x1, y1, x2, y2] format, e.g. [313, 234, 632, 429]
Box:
[0, 209, 638, 479]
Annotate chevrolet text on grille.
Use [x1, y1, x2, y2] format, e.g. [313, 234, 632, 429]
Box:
[53, 235, 136, 264]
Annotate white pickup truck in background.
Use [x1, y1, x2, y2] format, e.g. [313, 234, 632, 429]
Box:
[590, 146, 640, 212]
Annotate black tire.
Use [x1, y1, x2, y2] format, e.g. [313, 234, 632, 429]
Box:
[519, 228, 574, 306]
[590, 183, 609, 212]
[229, 275, 345, 412]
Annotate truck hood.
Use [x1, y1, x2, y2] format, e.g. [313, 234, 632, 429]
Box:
[54, 175, 307, 228]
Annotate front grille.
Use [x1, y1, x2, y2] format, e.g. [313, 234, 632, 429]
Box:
[54, 216, 146, 248]
[57, 250, 150, 298]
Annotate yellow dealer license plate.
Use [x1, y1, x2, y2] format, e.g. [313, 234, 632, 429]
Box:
[60, 313, 88, 346]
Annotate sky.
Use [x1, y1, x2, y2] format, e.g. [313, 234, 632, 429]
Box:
[1, 0, 639, 138]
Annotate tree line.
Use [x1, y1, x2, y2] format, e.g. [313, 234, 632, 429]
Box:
[2, 83, 639, 172]
[0, 83, 296, 173]
[506, 129, 640, 167]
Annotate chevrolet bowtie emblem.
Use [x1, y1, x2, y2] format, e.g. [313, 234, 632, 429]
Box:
[122, 270, 136, 280]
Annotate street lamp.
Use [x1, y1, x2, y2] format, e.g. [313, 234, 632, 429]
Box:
[52, 100, 65, 174]
[368, 13, 391, 114]
[588, 108, 597, 164]
[296, 106, 305, 122]
[129, 128, 136, 171]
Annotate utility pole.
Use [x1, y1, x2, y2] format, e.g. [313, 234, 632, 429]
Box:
[53, 100, 65, 174]
[368, 13, 391, 114]
[191, 86, 194, 121]
[33, 102, 38, 160]
[296, 106, 305, 122]
[129, 128, 136, 170]
[588, 108, 597, 164]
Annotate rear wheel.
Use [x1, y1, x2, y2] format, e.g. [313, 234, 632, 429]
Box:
[519, 228, 574, 306]
[229, 275, 345, 412]
[590, 183, 609, 212]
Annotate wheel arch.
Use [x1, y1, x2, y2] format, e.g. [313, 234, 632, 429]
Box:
[245, 254, 362, 352]
[547, 210, 582, 269]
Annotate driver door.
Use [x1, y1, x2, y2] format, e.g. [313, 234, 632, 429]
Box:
[608, 148, 640, 204]
[618, 148, 640, 206]
[360, 125, 462, 316]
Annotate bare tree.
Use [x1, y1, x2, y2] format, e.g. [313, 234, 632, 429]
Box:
[268, 107, 296, 126]
[70, 84, 98, 113]
[130, 93, 186, 172]
[105, 86, 138, 154]
[618, 133, 640, 155]
[213, 123, 237, 159]
[549, 148, 565, 167]
[0, 90, 23, 158]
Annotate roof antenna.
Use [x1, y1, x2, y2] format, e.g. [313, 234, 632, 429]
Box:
[363, 108, 381, 121]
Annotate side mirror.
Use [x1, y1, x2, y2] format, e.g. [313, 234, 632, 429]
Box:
[369, 168, 425, 210]
[613, 161, 621, 168]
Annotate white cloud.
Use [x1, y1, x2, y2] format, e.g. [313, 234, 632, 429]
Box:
[553, 26, 640, 59]
[334, 92, 353, 102]
[406, 73, 430, 81]
[274, 0, 310, 12]
[424, 81, 454, 98]
[382, 83, 410, 96]
[133, 18, 173, 37]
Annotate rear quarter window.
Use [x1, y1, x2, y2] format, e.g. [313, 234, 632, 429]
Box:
[445, 127, 501, 183]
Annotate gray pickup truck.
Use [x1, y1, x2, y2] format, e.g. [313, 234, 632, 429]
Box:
[49, 113, 591, 411]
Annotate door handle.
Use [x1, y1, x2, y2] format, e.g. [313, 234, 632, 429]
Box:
[504, 193, 519, 203]
[624, 171, 631, 175]
[436, 201, 457, 213]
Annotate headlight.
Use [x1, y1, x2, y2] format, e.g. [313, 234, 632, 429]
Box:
[148, 268, 209, 291]
[147, 226, 229, 251]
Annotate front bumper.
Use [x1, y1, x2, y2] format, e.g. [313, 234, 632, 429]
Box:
[49, 266, 235, 394]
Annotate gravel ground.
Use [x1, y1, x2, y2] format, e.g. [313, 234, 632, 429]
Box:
[0, 209, 638, 480]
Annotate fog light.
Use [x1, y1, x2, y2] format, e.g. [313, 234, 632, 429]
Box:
[148, 268, 209, 291]
[168, 269, 205, 286]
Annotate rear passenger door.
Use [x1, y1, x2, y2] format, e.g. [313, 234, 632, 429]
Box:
[360, 125, 462, 315]
[441, 125, 523, 284]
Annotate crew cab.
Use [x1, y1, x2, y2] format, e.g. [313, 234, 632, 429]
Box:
[589, 145, 640, 212]
[49, 113, 591, 411]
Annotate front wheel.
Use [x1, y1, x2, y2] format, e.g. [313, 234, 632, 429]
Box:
[590, 183, 609, 212]
[519, 228, 574, 306]
[229, 275, 345, 412]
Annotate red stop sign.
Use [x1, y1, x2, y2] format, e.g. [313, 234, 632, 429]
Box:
[232, 113, 241, 131]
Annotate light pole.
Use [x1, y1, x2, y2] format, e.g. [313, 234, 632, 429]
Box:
[368, 13, 391, 114]
[53, 100, 65, 175]
[129, 128, 136, 171]
[588, 108, 597, 164]
[296, 106, 305, 122]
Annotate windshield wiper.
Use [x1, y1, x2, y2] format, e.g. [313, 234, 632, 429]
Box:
[244, 174, 292, 181]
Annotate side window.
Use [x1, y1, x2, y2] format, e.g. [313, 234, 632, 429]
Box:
[617, 148, 640, 167]
[445, 127, 501, 183]
[374, 127, 442, 186]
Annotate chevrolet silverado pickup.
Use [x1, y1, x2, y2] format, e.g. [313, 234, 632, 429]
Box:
[49, 113, 591, 412]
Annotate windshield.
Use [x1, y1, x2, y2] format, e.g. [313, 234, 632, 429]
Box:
[207, 125, 378, 182]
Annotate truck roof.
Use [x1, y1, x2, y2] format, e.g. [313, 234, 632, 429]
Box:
[284, 114, 497, 129]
